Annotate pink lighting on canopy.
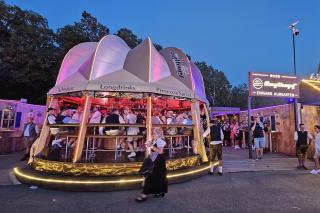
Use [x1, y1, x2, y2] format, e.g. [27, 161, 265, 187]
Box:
[50, 35, 207, 103]
[89, 35, 130, 80]
[56, 42, 97, 84]
[150, 44, 171, 82]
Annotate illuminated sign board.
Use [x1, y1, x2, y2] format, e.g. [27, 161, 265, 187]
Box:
[248, 72, 300, 98]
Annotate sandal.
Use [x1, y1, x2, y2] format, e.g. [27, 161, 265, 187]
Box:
[135, 195, 147, 202]
[154, 193, 165, 198]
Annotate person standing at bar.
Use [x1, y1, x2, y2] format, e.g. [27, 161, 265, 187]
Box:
[47, 107, 57, 124]
[20, 117, 39, 161]
[89, 105, 102, 148]
[203, 118, 224, 175]
[294, 123, 312, 170]
[251, 116, 265, 160]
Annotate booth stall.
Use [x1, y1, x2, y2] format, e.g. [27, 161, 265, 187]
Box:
[0, 99, 45, 153]
[240, 104, 295, 154]
[14, 35, 210, 191]
[239, 76, 320, 157]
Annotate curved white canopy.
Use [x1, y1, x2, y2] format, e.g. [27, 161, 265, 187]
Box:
[49, 35, 207, 103]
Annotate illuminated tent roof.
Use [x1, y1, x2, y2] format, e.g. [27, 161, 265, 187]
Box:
[49, 35, 207, 103]
[299, 79, 320, 105]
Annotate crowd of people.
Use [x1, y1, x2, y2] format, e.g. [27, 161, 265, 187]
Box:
[202, 118, 248, 150]
[45, 104, 194, 159]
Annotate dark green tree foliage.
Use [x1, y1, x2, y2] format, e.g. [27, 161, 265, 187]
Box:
[195, 61, 232, 107]
[230, 83, 287, 109]
[0, 1, 59, 103]
[56, 11, 109, 54]
[153, 43, 162, 51]
[115, 28, 142, 48]
[1, 1, 282, 109]
[230, 83, 248, 110]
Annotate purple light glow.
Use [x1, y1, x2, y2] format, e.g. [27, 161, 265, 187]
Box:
[240, 103, 291, 113]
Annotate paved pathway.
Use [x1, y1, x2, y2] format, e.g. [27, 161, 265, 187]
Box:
[0, 148, 315, 185]
[1, 170, 320, 213]
[0, 151, 25, 185]
[222, 147, 314, 173]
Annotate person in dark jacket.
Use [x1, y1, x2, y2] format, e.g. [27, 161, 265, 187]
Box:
[294, 123, 313, 169]
[20, 117, 39, 161]
[203, 118, 224, 175]
[251, 116, 265, 160]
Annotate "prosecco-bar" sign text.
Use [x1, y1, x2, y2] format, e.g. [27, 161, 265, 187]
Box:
[248, 72, 300, 98]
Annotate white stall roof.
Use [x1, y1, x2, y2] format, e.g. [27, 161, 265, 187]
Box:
[49, 35, 207, 103]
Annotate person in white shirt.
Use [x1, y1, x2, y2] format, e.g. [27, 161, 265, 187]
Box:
[203, 119, 224, 175]
[152, 111, 163, 125]
[166, 111, 179, 148]
[126, 109, 139, 158]
[89, 105, 102, 124]
[89, 105, 103, 148]
[310, 125, 320, 175]
[72, 106, 83, 122]
[47, 107, 57, 124]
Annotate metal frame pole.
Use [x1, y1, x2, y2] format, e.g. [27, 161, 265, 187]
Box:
[292, 31, 299, 131]
[248, 96, 253, 159]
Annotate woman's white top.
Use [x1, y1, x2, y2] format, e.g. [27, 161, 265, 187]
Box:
[150, 138, 166, 162]
[89, 111, 101, 123]
[315, 133, 320, 149]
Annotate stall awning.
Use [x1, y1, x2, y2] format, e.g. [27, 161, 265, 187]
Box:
[299, 80, 320, 105]
[49, 35, 207, 103]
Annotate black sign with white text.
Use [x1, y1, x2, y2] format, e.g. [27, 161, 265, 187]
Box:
[248, 72, 300, 98]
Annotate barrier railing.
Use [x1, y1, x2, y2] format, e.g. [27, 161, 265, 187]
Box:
[46, 123, 194, 162]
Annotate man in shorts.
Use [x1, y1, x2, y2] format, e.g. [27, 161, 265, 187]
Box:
[310, 125, 320, 175]
[294, 123, 312, 170]
[251, 116, 265, 160]
[203, 118, 224, 175]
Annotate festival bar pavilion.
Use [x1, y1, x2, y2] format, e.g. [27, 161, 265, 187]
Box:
[14, 35, 212, 191]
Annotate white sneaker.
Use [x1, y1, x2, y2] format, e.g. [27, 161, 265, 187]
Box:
[128, 152, 136, 158]
[310, 169, 319, 175]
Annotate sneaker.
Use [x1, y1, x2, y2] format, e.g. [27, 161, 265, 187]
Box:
[310, 169, 319, 175]
[218, 172, 223, 176]
[208, 171, 214, 175]
[128, 152, 136, 158]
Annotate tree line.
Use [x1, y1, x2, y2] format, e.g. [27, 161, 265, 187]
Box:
[0, 1, 285, 109]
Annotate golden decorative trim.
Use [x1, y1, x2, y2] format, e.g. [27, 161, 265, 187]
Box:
[32, 155, 201, 176]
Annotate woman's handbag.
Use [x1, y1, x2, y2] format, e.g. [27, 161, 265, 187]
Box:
[139, 157, 154, 176]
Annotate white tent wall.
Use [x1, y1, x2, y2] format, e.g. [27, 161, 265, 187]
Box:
[56, 42, 97, 85]
[89, 35, 131, 80]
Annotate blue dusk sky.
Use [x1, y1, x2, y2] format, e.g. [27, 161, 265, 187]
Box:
[5, 0, 320, 86]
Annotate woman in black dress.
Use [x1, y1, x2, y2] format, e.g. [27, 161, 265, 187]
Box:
[135, 127, 168, 202]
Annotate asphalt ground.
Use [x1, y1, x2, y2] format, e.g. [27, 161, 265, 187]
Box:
[1, 170, 320, 213]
